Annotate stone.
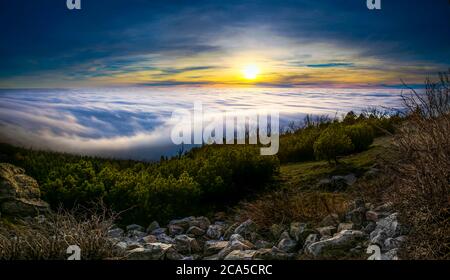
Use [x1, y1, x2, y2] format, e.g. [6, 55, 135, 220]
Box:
[169, 217, 194, 230]
[126, 243, 173, 260]
[203, 254, 219, 260]
[365, 211, 379, 222]
[234, 219, 256, 238]
[156, 233, 174, 244]
[141, 235, 158, 244]
[319, 214, 340, 227]
[223, 222, 239, 240]
[303, 234, 319, 250]
[126, 243, 142, 250]
[270, 224, 286, 240]
[0, 163, 50, 217]
[381, 248, 399, 260]
[364, 222, 376, 234]
[337, 223, 354, 232]
[370, 213, 403, 245]
[384, 236, 406, 251]
[165, 247, 185, 260]
[108, 227, 124, 238]
[146, 221, 160, 233]
[151, 227, 167, 236]
[316, 226, 336, 237]
[255, 240, 273, 249]
[218, 237, 252, 259]
[254, 247, 296, 260]
[289, 222, 307, 242]
[277, 238, 297, 253]
[168, 224, 185, 236]
[186, 226, 205, 236]
[306, 230, 366, 257]
[115, 241, 128, 251]
[126, 224, 145, 232]
[224, 250, 257, 260]
[345, 207, 366, 227]
[189, 216, 211, 230]
[174, 235, 201, 254]
[127, 230, 146, 239]
[206, 224, 223, 239]
[374, 202, 393, 213]
[204, 240, 229, 256]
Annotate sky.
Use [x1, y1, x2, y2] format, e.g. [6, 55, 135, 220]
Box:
[0, 0, 449, 88]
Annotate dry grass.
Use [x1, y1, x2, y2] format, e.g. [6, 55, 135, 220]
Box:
[0, 206, 123, 260]
[388, 71, 450, 259]
[236, 190, 350, 230]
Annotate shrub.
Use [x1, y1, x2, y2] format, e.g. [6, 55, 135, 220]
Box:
[278, 127, 321, 163]
[313, 126, 354, 163]
[390, 71, 450, 259]
[345, 123, 374, 152]
[0, 207, 121, 260]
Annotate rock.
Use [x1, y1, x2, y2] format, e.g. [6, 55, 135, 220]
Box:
[319, 214, 340, 227]
[255, 240, 273, 249]
[306, 230, 366, 257]
[174, 235, 201, 254]
[126, 224, 145, 232]
[206, 224, 223, 239]
[345, 207, 366, 227]
[203, 254, 219, 260]
[127, 230, 146, 240]
[316, 226, 336, 237]
[168, 225, 184, 236]
[381, 248, 399, 260]
[320, 174, 357, 191]
[218, 236, 252, 259]
[303, 234, 319, 250]
[234, 219, 256, 238]
[223, 222, 239, 240]
[146, 221, 160, 233]
[365, 211, 379, 222]
[278, 230, 291, 241]
[224, 250, 257, 260]
[364, 222, 376, 234]
[141, 235, 158, 244]
[186, 226, 205, 236]
[126, 243, 173, 260]
[289, 222, 307, 242]
[165, 247, 185, 260]
[0, 163, 50, 217]
[115, 241, 128, 251]
[126, 243, 143, 250]
[156, 233, 174, 244]
[277, 238, 297, 253]
[151, 228, 167, 236]
[108, 227, 124, 238]
[270, 224, 286, 240]
[214, 212, 227, 222]
[204, 240, 229, 256]
[370, 213, 403, 246]
[169, 217, 194, 231]
[254, 247, 296, 260]
[337, 223, 354, 232]
[383, 236, 406, 251]
[189, 216, 211, 230]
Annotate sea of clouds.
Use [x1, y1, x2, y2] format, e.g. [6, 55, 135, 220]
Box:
[0, 87, 403, 160]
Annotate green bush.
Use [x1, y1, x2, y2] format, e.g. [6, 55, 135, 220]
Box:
[278, 127, 321, 163]
[345, 123, 374, 152]
[313, 126, 354, 163]
[0, 143, 279, 224]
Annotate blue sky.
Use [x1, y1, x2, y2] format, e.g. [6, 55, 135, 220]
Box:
[0, 0, 449, 87]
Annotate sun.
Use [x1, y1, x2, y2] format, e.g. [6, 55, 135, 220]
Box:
[242, 65, 260, 80]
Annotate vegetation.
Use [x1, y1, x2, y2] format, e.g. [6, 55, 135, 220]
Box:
[0, 144, 279, 225]
[313, 125, 354, 163]
[0, 207, 121, 260]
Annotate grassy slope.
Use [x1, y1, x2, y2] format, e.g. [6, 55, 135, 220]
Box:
[278, 136, 392, 190]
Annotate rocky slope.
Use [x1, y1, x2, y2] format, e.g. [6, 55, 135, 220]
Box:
[0, 163, 50, 217]
[110, 199, 407, 260]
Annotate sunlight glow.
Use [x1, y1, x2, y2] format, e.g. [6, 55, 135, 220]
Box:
[242, 65, 260, 80]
